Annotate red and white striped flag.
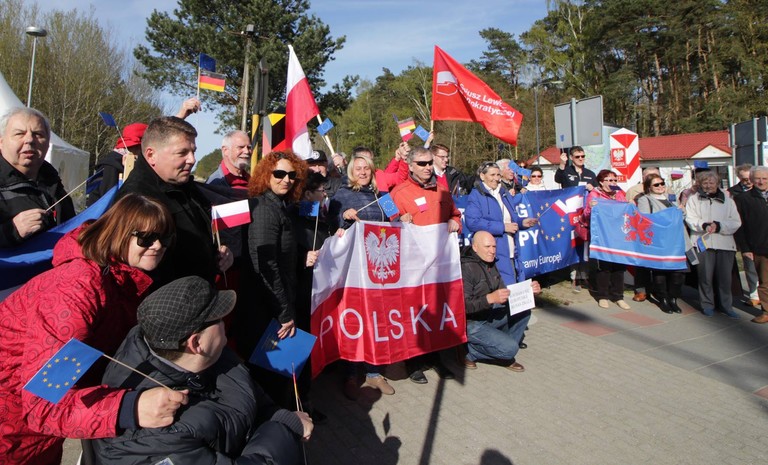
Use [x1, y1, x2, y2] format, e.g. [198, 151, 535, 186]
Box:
[310, 222, 467, 377]
[286, 45, 319, 160]
[211, 199, 251, 229]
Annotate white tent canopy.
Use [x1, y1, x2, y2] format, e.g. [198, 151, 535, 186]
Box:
[0, 70, 89, 208]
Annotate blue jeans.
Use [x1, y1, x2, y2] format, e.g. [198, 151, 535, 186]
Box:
[466, 308, 530, 362]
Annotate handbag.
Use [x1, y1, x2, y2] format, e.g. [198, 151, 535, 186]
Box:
[574, 212, 589, 242]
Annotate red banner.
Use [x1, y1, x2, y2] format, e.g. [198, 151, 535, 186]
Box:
[310, 222, 466, 377]
[431, 46, 524, 146]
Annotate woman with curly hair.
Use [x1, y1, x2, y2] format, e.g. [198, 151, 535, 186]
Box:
[235, 150, 309, 408]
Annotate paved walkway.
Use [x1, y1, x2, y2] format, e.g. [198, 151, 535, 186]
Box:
[63, 281, 768, 464]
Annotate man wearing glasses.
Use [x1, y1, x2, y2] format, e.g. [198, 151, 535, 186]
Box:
[431, 143, 473, 195]
[554, 146, 597, 190]
[116, 116, 234, 286]
[391, 146, 462, 383]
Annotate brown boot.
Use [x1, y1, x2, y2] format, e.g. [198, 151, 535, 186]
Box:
[751, 313, 768, 324]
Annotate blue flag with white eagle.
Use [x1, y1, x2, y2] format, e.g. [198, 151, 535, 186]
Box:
[589, 200, 687, 270]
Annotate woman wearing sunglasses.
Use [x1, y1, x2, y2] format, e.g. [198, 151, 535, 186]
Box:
[0, 193, 187, 464]
[525, 166, 547, 191]
[237, 150, 308, 408]
[636, 174, 690, 314]
[584, 169, 631, 309]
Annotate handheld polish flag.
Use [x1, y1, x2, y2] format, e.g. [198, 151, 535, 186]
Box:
[286, 45, 320, 160]
[211, 199, 251, 230]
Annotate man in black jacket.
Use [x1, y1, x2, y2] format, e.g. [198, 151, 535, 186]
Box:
[734, 166, 768, 324]
[554, 146, 596, 190]
[460, 231, 540, 371]
[92, 276, 312, 464]
[0, 107, 74, 248]
[115, 116, 233, 286]
[431, 143, 473, 195]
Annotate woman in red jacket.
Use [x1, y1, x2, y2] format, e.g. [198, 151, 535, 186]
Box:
[0, 193, 188, 465]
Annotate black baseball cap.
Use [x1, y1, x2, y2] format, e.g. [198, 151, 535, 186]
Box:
[138, 276, 236, 350]
[307, 149, 328, 163]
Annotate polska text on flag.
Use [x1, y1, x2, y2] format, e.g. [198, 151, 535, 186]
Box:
[286, 45, 320, 160]
[431, 46, 524, 145]
[589, 200, 687, 270]
[508, 187, 585, 277]
[310, 222, 466, 377]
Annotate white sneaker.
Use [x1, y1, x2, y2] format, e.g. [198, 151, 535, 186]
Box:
[616, 300, 631, 310]
[598, 299, 610, 308]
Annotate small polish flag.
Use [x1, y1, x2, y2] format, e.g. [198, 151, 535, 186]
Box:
[212, 199, 251, 229]
[414, 196, 428, 212]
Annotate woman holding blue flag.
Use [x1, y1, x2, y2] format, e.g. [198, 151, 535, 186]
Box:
[465, 161, 538, 286]
[0, 194, 187, 464]
[329, 153, 392, 232]
[637, 173, 690, 314]
[585, 169, 631, 310]
[684, 171, 742, 318]
[327, 152, 396, 399]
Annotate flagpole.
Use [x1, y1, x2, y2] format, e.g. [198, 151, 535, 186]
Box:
[312, 213, 319, 251]
[101, 353, 171, 390]
[45, 169, 103, 213]
[355, 197, 378, 213]
[315, 115, 335, 154]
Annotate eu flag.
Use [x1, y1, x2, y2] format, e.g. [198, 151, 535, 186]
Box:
[199, 53, 216, 72]
[377, 193, 399, 218]
[299, 200, 320, 217]
[24, 339, 103, 404]
[316, 118, 334, 136]
[250, 319, 317, 378]
[98, 112, 117, 128]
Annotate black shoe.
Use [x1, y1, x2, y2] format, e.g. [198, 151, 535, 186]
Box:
[518, 342, 528, 349]
[658, 298, 674, 314]
[669, 298, 682, 314]
[409, 369, 428, 384]
[432, 361, 455, 379]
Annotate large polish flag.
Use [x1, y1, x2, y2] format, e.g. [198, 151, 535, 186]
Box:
[310, 222, 467, 377]
[286, 45, 319, 160]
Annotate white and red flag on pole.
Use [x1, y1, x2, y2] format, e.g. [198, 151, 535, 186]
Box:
[286, 45, 320, 160]
[211, 199, 251, 230]
[431, 45, 524, 146]
[310, 222, 467, 377]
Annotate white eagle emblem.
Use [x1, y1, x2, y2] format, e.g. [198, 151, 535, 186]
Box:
[365, 228, 400, 281]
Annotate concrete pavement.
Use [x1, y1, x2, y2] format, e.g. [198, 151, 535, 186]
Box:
[63, 280, 768, 464]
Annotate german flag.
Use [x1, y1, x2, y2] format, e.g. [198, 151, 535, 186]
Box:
[199, 69, 226, 92]
[262, 112, 288, 156]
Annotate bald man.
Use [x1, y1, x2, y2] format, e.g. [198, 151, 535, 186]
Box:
[460, 231, 540, 372]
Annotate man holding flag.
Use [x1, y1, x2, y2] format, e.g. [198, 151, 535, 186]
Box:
[116, 116, 233, 286]
[0, 107, 74, 248]
[391, 146, 461, 383]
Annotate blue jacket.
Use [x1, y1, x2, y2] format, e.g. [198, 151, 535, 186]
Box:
[464, 181, 525, 286]
[328, 184, 388, 231]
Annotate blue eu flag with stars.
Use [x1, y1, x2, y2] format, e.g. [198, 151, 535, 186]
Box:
[377, 193, 399, 218]
[24, 339, 104, 404]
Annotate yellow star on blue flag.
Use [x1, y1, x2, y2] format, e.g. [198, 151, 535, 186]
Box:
[24, 339, 103, 404]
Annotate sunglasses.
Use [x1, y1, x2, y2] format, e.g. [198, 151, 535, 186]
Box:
[652, 182, 666, 187]
[272, 170, 298, 180]
[131, 231, 173, 248]
[414, 160, 434, 167]
[572, 155, 586, 159]
[530, 174, 542, 178]
[605, 179, 618, 183]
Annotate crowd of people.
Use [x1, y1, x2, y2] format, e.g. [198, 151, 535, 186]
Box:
[1, 103, 766, 464]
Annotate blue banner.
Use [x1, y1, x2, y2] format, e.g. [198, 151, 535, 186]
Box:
[589, 200, 687, 270]
[509, 187, 586, 277]
[0, 185, 118, 290]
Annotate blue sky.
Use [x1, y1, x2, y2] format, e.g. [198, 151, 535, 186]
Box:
[39, 0, 549, 158]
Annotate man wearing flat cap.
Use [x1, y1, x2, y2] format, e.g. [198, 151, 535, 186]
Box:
[92, 276, 312, 464]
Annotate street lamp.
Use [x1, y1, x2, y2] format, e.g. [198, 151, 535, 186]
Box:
[25, 26, 47, 108]
[533, 79, 562, 158]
